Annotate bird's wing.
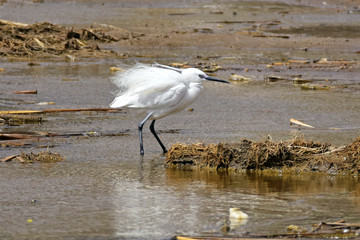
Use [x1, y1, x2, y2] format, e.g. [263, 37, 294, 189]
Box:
[133, 83, 187, 109]
[110, 82, 187, 109]
[152, 63, 182, 73]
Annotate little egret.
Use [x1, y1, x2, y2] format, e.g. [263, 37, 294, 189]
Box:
[110, 63, 229, 155]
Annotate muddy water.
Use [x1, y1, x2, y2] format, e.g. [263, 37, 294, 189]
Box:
[1, 159, 359, 239]
[1, 0, 360, 239]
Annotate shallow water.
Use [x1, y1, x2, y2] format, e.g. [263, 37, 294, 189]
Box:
[1, 0, 360, 239]
[1, 159, 360, 239]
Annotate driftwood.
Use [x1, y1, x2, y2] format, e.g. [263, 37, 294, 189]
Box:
[0, 129, 129, 148]
[0, 130, 128, 140]
[0, 108, 121, 115]
[0, 90, 38, 94]
[10, 90, 38, 94]
[0, 108, 121, 126]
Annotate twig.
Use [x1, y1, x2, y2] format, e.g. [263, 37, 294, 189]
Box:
[0, 155, 17, 162]
[10, 90, 37, 94]
[0, 19, 29, 27]
[0, 108, 121, 114]
[290, 118, 315, 128]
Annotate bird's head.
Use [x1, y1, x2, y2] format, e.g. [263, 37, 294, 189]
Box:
[181, 68, 230, 84]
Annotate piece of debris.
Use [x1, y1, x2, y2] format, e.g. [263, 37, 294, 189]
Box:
[166, 136, 360, 174]
[174, 219, 360, 239]
[10, 90, 37, 94]
[170, 62, 191, 68]
[229, 208, 249, 227]
[0, 129, 129, 148]
[0, 114, 43, 125]
[110, 67, 124, 72]
[290, 118, 315, 129]
[0, 107, 121, 115]
[300, 84, 331, 91]
[229, 74, 251, 82]
[196, 62, 223, 72]
[288, 60, 311, 64]
[0, 19, 142, 58]
[265, 75, 288, 82]
[229, 208, 249, 220]
[37, 102, 56, 106]
[268, 59, 359, 70]
[287, 225, 307, 234]
[1, 151, 65, 163]
[292, 78, 314, 84]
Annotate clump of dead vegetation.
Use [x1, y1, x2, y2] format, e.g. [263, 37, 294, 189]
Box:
[0, 19, 141, 57]
[0, 114, 43, 125]
[1, 151, 65, 163]
[166, 136, 360, 174]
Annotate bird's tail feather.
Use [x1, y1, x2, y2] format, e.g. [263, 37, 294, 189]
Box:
[109, 96, 126, 108]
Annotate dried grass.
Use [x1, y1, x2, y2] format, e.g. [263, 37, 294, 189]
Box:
[0, 20, 139, 57]
[19, 151, 65, 163]
[166, 136, 360, 174]
[1, 151, 65, 163]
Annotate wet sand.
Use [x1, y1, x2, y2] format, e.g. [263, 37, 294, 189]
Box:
[1, 0, 360, 239]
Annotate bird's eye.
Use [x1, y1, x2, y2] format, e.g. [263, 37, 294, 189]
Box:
[199, 74, 206, 78]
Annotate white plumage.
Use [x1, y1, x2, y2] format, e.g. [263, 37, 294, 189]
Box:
[110, 63, 229, 155]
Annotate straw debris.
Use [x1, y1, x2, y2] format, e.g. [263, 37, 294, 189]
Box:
[166, 137, 360, 174]
[1, 151, 65, 163]
[0, 114, 43, 125]
[0, 19, 141, 58]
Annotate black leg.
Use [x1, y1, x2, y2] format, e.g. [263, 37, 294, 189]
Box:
[149, 120, 167, 154]
[138, 113, 153, 155]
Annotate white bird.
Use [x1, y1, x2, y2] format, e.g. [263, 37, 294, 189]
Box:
[110, 63, 229, 155]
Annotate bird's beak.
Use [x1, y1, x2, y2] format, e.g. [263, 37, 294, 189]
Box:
[205, 76, 230, 84]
